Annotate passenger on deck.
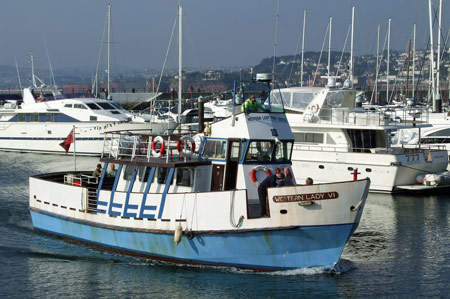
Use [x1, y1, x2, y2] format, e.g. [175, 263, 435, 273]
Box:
[306, 177, 314, 185]
[241, 95, 264, 113]
[257, 172, 284, 217]
[276, 173, 287, 186]
[107, 163, 117, 177]
[283, 167, 294, 186]
[92, 164, 102, 178]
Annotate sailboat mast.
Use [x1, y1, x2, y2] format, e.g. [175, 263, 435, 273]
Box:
[413, 24, 416, 99]
[350, 6, 355, 87]
[436, 0, 442, 96]
[300, 9, 306, 87]
[328, 17, 332, 78]
[375, 24, 380, 104]
[178, 4, 183, 123]
[107, 3, 111, 99]
[387, 18, 391, 103]
[428, 0, 436, 107]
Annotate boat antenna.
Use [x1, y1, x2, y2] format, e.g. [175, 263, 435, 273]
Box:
[14, 58, 23, 97]
[335, 24, 351, 77]
[387, 18, 391, 105]
[272, 0, 280, 83]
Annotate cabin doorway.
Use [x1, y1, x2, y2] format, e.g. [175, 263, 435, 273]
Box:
[211, 164, 225, 191]
[224, 139, 240, 190]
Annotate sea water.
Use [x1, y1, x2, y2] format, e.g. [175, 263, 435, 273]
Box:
[1, 152, 450, 298]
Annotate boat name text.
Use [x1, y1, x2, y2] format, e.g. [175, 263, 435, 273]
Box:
[273, 192, 339, 202]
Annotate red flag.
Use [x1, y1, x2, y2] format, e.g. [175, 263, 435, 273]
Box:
[59, 129, 74, 153]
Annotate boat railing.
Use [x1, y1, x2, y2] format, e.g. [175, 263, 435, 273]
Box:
[102, 131, 197, 163]
[307, 107, 430, 127]
[293, 143, 445, 154]
[64, 173, 98, 186]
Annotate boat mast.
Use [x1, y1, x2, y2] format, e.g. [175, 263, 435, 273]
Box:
[328, 16, 332, 78]
[374, 24, 380, 104]
[272, 0, 280, 83]
[350, 6, 355, 87]
[428, 0, 436, 108]
[107, 3, 111, 99]
[413, 24, 416, 99]
[436, 0, 443, 110]
[178, 4, 182, 124]
[300, 9, 306, 87]
[387, 18, 391, 104]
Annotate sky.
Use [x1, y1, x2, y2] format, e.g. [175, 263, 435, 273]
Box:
[0, 0, 447, 74]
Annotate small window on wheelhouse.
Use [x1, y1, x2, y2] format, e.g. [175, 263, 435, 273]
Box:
[245, 141, 274, 162]
[201, 139, 227, 160]
[274, 141, 294, 163]
[230, 141, 240, 161]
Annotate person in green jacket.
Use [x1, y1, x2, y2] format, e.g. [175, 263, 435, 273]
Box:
[241, 95, 264, 113]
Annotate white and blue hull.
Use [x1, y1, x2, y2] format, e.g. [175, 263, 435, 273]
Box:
[30, 209, 357, 270]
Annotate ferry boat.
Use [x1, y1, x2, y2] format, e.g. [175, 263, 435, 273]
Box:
[29, 79, 370, 271]
[0, 88, 177, 155]
[273, 81, 449, 193]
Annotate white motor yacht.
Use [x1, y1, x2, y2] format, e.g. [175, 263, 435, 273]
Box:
[0, 88, 178, 155]
[272, 83, 449, 193]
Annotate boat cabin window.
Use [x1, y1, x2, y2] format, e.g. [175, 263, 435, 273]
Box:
[138, 166, 151, 182]
[30, 114, 39, 122]
[64, 104, 73, 108]
[90, 116, 98, 121]
[157, 167, 174, 185]
[74, 104, 88, 109]
[201, 139, 227, 160]
[86, 103, 101, 110]
[246, 141, 274, 162]
[239, 139, 248, 161]
[176, 168, 193, 187]
[97, 102, 116, 110]
[110, 102, 123, 110]
[244, 140, 293, 163]
[229, 141, 240, 161]
[45, 114, 53, 122]
[347, 129, 378, 152]
[123, 165, 135, 180]
[18, 114, 26, 122]
[274, 141, 293, 163]
[294, 132, 324, 144]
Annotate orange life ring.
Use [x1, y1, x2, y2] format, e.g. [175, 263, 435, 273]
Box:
[311, 104, 320, 114]
[151, 136, 166, 157]
[249, 165, 272, 184]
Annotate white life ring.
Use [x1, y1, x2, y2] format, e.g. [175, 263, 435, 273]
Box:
[177, 135, 196, 157]
[249, 165, 272, 186]
[192, 134, 203, 153]
[151, 136, 166, 157]
[310, 104, 320, 114]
